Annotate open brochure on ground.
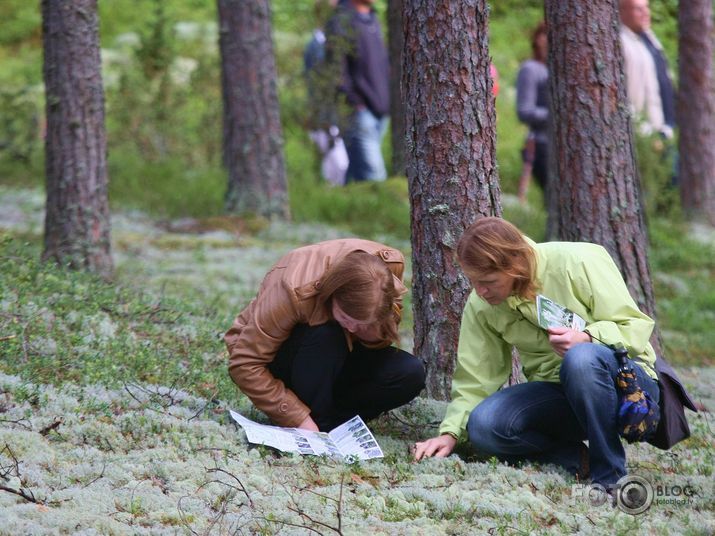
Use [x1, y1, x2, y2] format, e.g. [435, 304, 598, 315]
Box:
[536, 294, 586, 331]
[229, 410, 383, 461]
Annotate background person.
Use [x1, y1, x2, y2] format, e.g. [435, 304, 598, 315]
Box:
[515, 22, 550, 204]
[325, 0, 390, 183]
[619, 0, 676, 139]
[304, 0, 349, 186]
[225, 238, 425, 432]
[414, 218, 660, 490]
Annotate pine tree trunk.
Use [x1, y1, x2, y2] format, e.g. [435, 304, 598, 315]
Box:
[388, 0, 405, 177]
[403, 0, 501, 400]
[678, 0, 715, 226]
[545, 0, 663, 356]
[218, 0, 289, 219]
[41, 0, 112, 277]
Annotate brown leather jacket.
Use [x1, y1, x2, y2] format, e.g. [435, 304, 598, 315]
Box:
[225, 238, 407, 427]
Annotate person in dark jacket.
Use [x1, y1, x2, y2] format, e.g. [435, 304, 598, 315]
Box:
[326, 0, 390, 182]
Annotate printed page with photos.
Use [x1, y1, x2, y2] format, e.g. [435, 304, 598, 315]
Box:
[229, 410, 383, 461]
[536, 294, 586, 331]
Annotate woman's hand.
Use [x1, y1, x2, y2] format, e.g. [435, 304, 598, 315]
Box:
[547, 327, 592, 357]
[297, 415, 320, 432]
[413, 434, 457, 461]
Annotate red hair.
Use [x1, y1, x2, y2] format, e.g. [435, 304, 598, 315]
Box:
[317, 251, 401, 342]
[456, 217, 538, 301]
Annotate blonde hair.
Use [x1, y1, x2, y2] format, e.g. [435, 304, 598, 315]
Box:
[456, 217, 538, 301]
[317, 251, 401, 342]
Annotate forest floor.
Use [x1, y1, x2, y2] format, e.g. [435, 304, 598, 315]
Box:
[0, 186, 713, 535]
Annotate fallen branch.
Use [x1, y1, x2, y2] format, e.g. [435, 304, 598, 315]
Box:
[0, 484, 43, 504]
[81, 462, 107, 489]
[205, 466, 253, 507]
[188, 392, 219, 421]
[0, 417, 31, 430]
[39, 418, 63, 436]
[0, 443, 20, 478]
[123, 383, 173, 417]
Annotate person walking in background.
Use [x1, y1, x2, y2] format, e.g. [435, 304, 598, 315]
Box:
[515, 22, 549, 205]
[304, 0, 348, 186]
[619, 0, 676, 139]
[225, 238, 425, 432]
[326, 0, 390, 183]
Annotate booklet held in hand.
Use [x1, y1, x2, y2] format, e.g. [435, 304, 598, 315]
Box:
[536, 294, 586, 331]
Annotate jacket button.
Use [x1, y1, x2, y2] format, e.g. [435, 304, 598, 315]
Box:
[279, 403, 288, 413]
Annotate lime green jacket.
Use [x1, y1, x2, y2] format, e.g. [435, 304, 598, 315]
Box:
[439, 239, 658, 439]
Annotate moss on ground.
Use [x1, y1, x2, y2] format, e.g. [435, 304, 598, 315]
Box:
[0, 187, 713, 533]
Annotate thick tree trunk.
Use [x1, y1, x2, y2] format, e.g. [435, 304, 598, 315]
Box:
[403, 0, 501, 400]
[41, 0, 112, 277]
[545, 0, 663, 356]
[218, 0, 289, 219]
[678, 0, 715, 226]
[388, 0, 405, 177]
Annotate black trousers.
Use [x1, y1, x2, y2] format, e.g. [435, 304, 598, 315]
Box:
[268, 323, 425, 431]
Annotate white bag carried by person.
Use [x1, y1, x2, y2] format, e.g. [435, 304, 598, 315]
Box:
[310, 126, 348, 186]
[322, 137, 348, 187]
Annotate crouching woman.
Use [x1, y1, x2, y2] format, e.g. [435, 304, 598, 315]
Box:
[414, 218, 660, 489]
[225, 238, 425, 432]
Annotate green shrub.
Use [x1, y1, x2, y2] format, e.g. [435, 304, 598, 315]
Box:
[633, 132, 679, 219]
[0, 234, 240, 404]
[108, 147, 225, 218]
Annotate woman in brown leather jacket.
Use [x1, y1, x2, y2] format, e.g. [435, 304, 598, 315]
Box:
[225, 238, 425, 432]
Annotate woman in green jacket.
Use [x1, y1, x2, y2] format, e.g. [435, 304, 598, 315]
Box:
[414, 218, 659, 489]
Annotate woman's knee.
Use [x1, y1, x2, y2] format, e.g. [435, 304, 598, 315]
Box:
[402, 354, 426, 394]
[560, 343, 613, 383]
[380, 351, 425, 399]
[467, 404, 500, 451]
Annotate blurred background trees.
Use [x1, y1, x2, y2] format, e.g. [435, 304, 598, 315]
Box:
[217, 0, 289, 219]
[1, 0, 712, 366]
[545, 0, 662, 356]
[1, 0, 695, 232]
[677, 0, 715, 226]
[41, 0, 112, 276]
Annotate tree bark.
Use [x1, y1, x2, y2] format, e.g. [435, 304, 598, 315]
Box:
[678, 0, 715, 226]
[388, 0, 406, 177]
[217, 0, 289, 219]
[403, 0, 501, 400]
[41, 0, 112, 277]
[545, 0, 663, 356]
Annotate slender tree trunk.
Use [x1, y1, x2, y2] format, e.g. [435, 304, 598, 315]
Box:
[41, 0, 112, 277]
[545, 0, 663, 356]
[218, 0, 289, 219]
[678, 0, 715, 226]
[388, 0, 405, 177]
[403, 0, 501, 400]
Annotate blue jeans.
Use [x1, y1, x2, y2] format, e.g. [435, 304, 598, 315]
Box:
[344, 108, 388, 182]
[466, 343, 660, 486]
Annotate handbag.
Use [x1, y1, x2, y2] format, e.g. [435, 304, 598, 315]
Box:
[647, 356, 698, 450]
